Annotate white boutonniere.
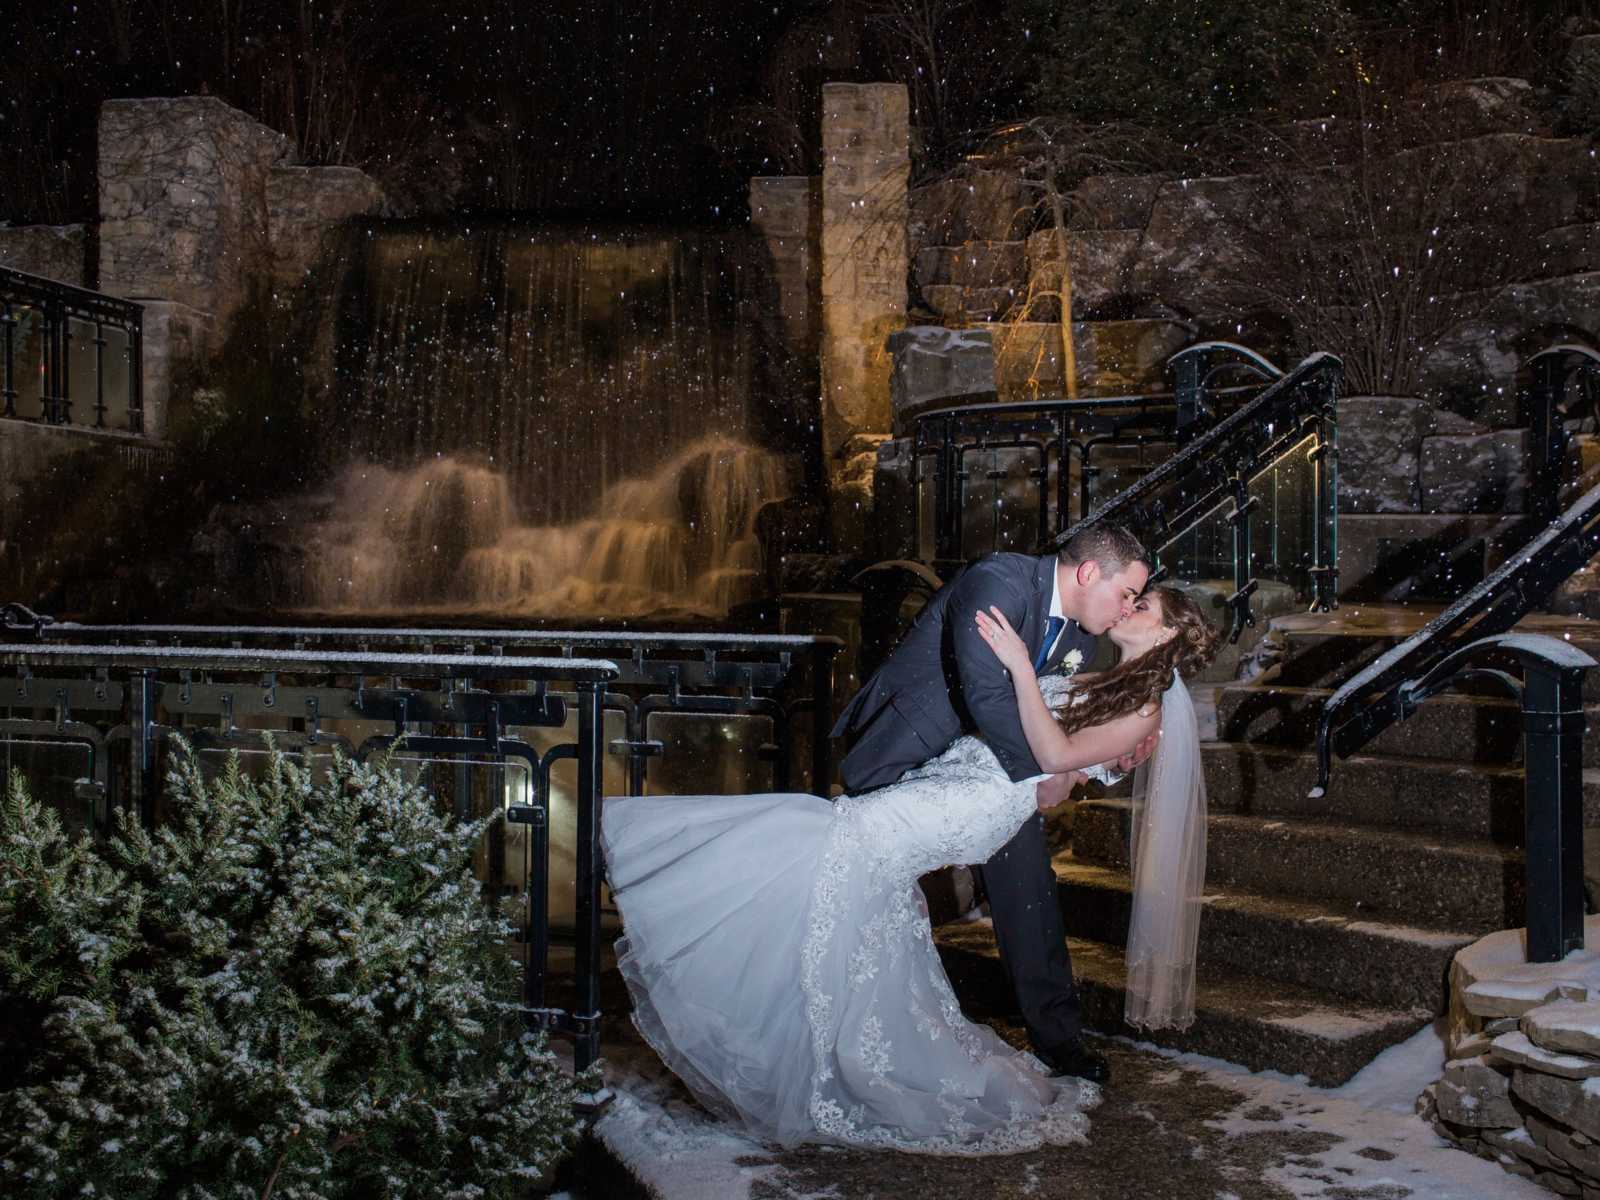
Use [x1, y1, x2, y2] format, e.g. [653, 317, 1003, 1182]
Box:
[1062, 649, 1084, 674]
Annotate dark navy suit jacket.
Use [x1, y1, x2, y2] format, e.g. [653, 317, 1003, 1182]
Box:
[832, 552, 1097, 792]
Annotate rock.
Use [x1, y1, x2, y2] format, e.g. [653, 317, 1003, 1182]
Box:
[914, 241, 1027, 291]
[921, 283, 1017, 322]
[1336, 396, 1428, 513]
[1526, 1000, 1600, 1060]
[1528, 1109, 1600, 1176]
[1452, 1031, 1496, 1060]
[1066, 173, 1167, 231]
[887, 326, 995, 431]
[1465, 975, 1591, 1019]
[1421, 430, 1532, 514]
[1025, 228, 1144, 318]
[1513, 1068, 1600, 1141]
[1488, 1017, 1523, 1035]
[1435, 1056, 1519, 1128]
[909, 168, 1028, 245]
[1485, 1125, 1569, 1172]
[1494, 1030, 1600, 1079]
[1541, 1168, 1585, 1194]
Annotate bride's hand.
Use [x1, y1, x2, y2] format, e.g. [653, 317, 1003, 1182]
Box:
[975, 607, 1033, 675]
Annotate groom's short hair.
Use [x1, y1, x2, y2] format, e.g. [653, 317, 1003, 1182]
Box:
[1055, 519, 1148, 576]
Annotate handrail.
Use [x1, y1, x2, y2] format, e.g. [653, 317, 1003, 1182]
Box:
[1060, 351, 1344, 639]
[0, 638, 619, 1071]
[1, 265, 145, 431]
[1527, 343, 1600, 525]
[909, 344, 1296, 570]
[1316, 477, 1600, 791]
[1331, 633, 1594, 963]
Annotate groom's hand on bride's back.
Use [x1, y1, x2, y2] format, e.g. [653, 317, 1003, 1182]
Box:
[1117, 731, 1159, 773]
[1035, 770, 1085, 812]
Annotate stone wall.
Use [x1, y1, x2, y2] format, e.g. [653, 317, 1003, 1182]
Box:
[0, 225, 89, 286]
[266, 165, 386, 286]
[819, 82, 909, 553]
[99, 97, 292, 325]
[749, 176, 821, 359]
[1420, 918, 1600, 1198]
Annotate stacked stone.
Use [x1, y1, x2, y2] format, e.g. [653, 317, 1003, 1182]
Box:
[1421, 922, 1600, 1197]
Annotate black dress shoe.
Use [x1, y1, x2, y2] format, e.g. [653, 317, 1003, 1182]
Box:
[1037, 1040, 1111, 1084]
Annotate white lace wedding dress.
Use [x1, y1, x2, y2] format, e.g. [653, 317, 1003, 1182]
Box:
[601, 679, 1100, 1155]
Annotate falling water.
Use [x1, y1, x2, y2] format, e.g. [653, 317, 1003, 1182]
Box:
[308, 437, 788, 617]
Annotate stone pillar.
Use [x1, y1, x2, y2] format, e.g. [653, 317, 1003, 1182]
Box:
[820, 83, 908, 552]
[749, 176, 820, 360]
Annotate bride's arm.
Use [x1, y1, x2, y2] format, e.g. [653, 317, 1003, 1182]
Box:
[975, 607, 1160, 774]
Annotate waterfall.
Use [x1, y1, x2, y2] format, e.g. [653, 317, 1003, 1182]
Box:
[300, 221, 805, 616]
[308, 437, 788, 617]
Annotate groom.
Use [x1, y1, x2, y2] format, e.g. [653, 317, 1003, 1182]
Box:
[831, 519, 1151, 1084]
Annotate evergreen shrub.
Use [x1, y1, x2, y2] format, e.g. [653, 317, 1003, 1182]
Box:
[0, 743, 587, 1198]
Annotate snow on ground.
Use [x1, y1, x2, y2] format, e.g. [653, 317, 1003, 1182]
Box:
[594, 1021, 1549, 1199]
[1127, 1021, 1548, 1199]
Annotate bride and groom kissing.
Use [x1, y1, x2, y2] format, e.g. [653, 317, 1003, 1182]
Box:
[601, 519, 1221, 1154]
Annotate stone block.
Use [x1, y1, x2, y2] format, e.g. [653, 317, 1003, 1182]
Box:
[265, 164, 384, 285]
[887, 325, 995, 431]
[1466, 977, 1591, 1020]
[914, 241, 1026, 291]
[1337, 396, 1428, 513]
[99, 96, 291, 326]
[1526, 1001, 1600, 1060]
[1421, 429, 1531, 514]
[1067, 173, 1167, 231]
[137, 300, 216, 440]
[1484, 1125, 1569, 1171]
[1025, 229, 1143, 319]
[1514, 1068, 1600, 1141]
[1493, 1030, 1600, 1080]
[1335, 513, 1525, 601]
[1435, 1055, 1519, 1127]
[908, 169, 1027, 245]
[1528, 1109, 1600, 1174]
[0, 224, 89, 286]
[990, 319, 1190, 399]
[921, 284, 1017, 322]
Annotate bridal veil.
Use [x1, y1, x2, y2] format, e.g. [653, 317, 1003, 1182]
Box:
[1123, 672, 1206, 1031]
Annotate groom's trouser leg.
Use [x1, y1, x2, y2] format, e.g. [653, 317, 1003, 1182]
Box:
[976, 810, 1082, 1050]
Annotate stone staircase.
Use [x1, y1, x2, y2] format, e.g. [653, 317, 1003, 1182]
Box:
[935, 606, 1600, 1086]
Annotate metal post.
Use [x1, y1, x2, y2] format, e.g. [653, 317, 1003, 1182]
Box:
[1521, 662, 1587, 962]
[573, 680, 605, 1072]
[93, 320, 107, 429]
[128, 314, 144, 435]
[935, 418, 962, 562]
[129, 670, 157, 825]
[810, 640, 835, 796]
[1, 300, 15, 419]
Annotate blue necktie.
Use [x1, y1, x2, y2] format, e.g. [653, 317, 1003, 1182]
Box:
[1033, 615, 1066, 672]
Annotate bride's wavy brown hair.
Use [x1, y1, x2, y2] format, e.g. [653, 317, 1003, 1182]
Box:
[1054, 586, 1222, 737]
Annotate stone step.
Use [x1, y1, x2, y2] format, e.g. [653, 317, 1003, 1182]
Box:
[934, 922, 1433, 1087]
[1197, 742, 1600, 836]
[1072, 799, 1526, 931]
[1216, 681, 1600, 769]
[1268, 625, 1600, 701]
[1055, 858, 1475, 1012]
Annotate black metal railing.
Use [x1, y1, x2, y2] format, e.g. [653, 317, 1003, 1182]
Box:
[0, 265, 144, 433]
[1322, 632, 1593, 962]
[1314, 480, 1600, 960]
[910, 342, 1285, 569]
[1527, 343, 1600, 525]
[1059, 351, 1343, 640]
[0, 639, 617, 1069]
[0, 614, 842, 1075]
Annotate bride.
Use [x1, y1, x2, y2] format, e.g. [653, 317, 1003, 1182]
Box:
[600, 585, 1219, 1154]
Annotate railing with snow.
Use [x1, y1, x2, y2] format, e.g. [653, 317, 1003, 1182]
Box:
[0, 613, 842, 1074]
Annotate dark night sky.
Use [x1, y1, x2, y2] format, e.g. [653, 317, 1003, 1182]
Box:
[5, 1, 829, 225]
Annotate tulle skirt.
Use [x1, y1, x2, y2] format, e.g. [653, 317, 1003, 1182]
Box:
[602, 790, 1097, 1154]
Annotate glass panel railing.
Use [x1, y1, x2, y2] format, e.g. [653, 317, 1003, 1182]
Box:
[14, 305, 45, 420]
[643, 709, 777, 796]
[0, 736, 96, 838]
